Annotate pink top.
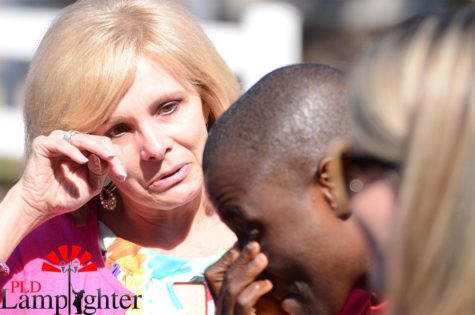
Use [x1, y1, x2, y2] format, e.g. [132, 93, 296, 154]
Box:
[0, 207, 133, 314]
[340, 288, 386, 315]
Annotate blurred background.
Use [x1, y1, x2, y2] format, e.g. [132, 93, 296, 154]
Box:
[0, 0, 470, 198]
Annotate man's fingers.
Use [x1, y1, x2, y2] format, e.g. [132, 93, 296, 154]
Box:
[235, 280, 273, 315]
[223, 251, 269, 304]
[238, 241, 261, 263]
[205, 247, 240, 298]
[211, 246, 240, 274]
[214, 242, 270, 315]
[225, 248, 268, 286]
[281, 298, 305, 315]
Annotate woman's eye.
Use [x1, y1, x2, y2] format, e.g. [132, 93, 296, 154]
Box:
[106, 124, 130, 138]
[158, 101, 179, 116]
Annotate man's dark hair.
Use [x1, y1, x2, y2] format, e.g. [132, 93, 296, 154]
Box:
[203, 63, 349, 197]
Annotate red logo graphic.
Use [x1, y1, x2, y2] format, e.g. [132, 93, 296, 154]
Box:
[2, 245, 142, 314]
[41, 245, 97, 273]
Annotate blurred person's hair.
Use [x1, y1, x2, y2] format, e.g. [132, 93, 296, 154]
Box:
[23, 0, 240, 155]
[349, 7, 475, 315]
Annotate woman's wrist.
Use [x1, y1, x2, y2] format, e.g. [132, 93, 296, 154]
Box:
[0, 183, 46, 261]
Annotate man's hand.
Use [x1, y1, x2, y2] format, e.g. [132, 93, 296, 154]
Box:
[206, 241, 288, 315]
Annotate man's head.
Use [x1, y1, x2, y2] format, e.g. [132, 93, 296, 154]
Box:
[203, 64, 369, 314]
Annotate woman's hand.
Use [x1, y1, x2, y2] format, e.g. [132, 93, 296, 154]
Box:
[205, 241, 288, 315]
[17, 130, 126, 221]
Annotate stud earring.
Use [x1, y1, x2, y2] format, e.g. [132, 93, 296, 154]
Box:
[100, 182, 117, 211]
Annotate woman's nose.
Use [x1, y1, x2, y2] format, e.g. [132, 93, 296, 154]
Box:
[139, 126, 172, 161]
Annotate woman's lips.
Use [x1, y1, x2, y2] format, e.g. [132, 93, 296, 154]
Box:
[149, 163, 190, 192]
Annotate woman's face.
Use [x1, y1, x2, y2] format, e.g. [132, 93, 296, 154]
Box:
[349, 179, 396, 295]
[96, 57, 208, 210]
[328, 138, 398, 295]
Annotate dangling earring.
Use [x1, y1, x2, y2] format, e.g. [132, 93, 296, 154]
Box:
[100, 182, 118, 211]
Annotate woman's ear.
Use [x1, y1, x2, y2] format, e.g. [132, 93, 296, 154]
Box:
[317, 157, 338, 211]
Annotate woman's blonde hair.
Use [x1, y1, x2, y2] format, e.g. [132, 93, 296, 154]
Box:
[349, 8, 475, 315]
[24, 0, 240, 155]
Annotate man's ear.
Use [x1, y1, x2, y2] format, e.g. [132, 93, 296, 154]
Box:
[317, 157, 338, 211]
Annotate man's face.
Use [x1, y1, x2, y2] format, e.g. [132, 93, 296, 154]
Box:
[207, 166, 355, 314]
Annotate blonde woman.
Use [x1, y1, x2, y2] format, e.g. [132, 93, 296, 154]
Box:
[327, 7, 475, 315]
[0, 0, 239, 314]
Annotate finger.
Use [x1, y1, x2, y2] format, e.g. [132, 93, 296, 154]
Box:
[237, 241, 261, 264]
[226, 243, 266, 284]
[205, 247, 240, 298]
[223, 252, 269, 301]
[235, 280, 273, 315]
[87, 154, 111, 192]
[58, 132, 127, 181]
[32, 135, 89, 165]
[217, 250, 269, 315]
[281, 298, 305, 315]
[208, 246, 240, 275]
[53, 130, 116, 160]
